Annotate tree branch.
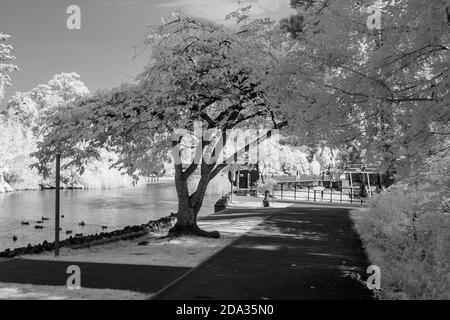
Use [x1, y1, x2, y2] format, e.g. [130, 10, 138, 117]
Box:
[209, 163, 228, 182]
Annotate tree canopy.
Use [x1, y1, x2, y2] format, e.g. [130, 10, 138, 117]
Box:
[0, 73, 90, 189]
[32, 3, 449, 235]
[32, 13, 287, 236]
[275, 0, 449, 176]
[3, 73, 89, 128]
[0, 33, 18, 104]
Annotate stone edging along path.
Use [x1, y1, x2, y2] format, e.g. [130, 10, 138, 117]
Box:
[0, 213, 178, 258]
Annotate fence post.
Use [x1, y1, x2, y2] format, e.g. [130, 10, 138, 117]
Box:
[314, 190, 316, 202]
[340, 189, 343, 203]
[55, 153, 61, 257]
[330, 187, 333, 203]
[281, 183, 283, 199]
[230, 181, 233, 203]
[321, 190, 323, 202]
[350, 188, 353, 204]
[294, 183, 297, 200]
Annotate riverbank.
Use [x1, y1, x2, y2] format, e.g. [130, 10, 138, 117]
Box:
[3, 176, 175, 192]
[0, 183, 218, 252]
[0, 201, 374, 300]
[0, 214, 177, 258]
[20, 213, 263, 267]
[0, 210, 263, 299]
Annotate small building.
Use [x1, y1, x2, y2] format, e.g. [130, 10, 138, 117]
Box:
[229, 164, 260, 190]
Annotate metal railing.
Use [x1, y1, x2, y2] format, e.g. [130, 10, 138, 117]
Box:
[273, 182, 368, 206]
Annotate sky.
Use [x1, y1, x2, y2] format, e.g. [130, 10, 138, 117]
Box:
[0, 0, 295, 109]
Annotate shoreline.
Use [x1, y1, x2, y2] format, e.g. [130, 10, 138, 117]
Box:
[0, 210, 264, 300]
[0, 182, 221, 254]
[1, 177, 176, 193]
[19, 211, 264, 268]
[0, 214, 178, 258]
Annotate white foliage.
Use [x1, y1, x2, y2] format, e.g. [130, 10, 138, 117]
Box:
[0, 33, 18, 103]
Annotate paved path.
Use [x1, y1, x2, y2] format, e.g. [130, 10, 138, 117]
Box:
[0, 259, 189, 294]
[154, 206, 374, 300]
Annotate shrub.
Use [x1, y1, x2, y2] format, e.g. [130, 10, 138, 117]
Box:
[353, 185, 450, 299]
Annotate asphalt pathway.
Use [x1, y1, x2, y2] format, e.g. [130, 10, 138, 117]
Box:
[154, 206, 374, 300]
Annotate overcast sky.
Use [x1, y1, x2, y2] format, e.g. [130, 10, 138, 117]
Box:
[0, 0, 295, 109]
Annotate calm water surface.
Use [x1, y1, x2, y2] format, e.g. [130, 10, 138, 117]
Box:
[0, 182, 217, 251]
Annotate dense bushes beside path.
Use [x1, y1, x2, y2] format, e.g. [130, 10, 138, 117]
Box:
[353, 184, 450, 299]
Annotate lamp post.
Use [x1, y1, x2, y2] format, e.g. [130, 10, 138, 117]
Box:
[229, 169, 235, 203]
[55, 154, 61, 257]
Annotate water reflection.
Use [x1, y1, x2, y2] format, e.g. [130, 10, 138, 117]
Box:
[0, 182, 217, 251]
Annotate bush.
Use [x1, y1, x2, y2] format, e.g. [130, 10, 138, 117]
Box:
[353, 185, 450, 299]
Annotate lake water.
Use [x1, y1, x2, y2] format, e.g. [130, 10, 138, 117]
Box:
[0, 182, 217, 252]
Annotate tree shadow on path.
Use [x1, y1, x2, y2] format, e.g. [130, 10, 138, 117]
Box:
[156, 206, 374, 300]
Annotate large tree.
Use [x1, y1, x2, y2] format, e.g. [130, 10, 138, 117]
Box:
[275, 0, 449, 179]
[32, 13, 286, 237]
